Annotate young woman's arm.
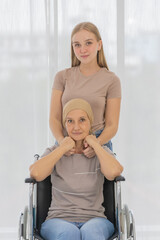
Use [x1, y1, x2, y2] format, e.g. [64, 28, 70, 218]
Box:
[85, 135, 123, 180]
[97, 98, 121, 145]
[29, 137, 75, 182]
[83, 98, 121, 158]
[49, 89, 76, 156]
[49, 89, 64, 144]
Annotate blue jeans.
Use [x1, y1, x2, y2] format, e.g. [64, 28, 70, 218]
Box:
[40, 217, 114, 240]
[94, 129, 113, 151]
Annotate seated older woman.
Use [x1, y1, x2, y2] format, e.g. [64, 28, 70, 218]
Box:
[29, 98, 123, 240]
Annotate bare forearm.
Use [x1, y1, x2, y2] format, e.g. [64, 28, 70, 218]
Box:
[29, 146, 66, 181]
[98, 98, 121, 145]
[49, 89, 64, 144]
[50, 118, 64, 144]
[91, 142, 123, 180]
[97, 124, 118, 145]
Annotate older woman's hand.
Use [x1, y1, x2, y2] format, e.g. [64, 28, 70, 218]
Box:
[84, 135, 100, 148]
[59, 137, 76, 155]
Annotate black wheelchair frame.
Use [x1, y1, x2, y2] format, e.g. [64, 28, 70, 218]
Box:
[19, 154, 136, 240]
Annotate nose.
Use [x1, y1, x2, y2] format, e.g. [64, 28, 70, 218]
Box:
[80, 45, 87, 53]
[73, 121, 80, 130]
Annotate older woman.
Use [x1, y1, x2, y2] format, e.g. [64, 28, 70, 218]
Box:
[30, 98, 123, 240]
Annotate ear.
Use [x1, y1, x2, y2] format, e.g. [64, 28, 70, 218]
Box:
[97, 40, 102, 51]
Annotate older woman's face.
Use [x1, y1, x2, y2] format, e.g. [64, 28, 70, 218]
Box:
[65, 109, 91, 141]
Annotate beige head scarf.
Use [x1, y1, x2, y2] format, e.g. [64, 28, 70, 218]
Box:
[63, 98, 94, 127]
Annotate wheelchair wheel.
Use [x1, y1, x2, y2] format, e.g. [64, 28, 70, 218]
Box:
[130, 211, 136, 240]
[122, 204, 136, 240]
[124, 204, 131, 238]
[18, 206, 29, 240]
[18, 213, 23, 240]
[23, 206, 29, 240]
[120, 208, 127, 240]
[120, 204, 133, 240]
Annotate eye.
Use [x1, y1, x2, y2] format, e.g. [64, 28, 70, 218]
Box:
[67, 119, 73, 124]
[79, 118, 86, 122]
[86, 41, 92, 46]
[73, 43, 81, 48]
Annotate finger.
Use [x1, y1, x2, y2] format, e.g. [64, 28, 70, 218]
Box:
[86, 152, 96, 158]
[70, 150, 75, 154]
[84, 152, 94, 158]
[65, 148, 75, 156]
[83, 148, 96, 158]
[83, 140, 88, 148]
[83, 146, 93, 153]
[83, 148, 90, 154]
[65, 152, 71, 156]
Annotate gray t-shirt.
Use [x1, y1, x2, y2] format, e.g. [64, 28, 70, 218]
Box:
[41, 145, 115, 222]
[53, 66, 121, 132]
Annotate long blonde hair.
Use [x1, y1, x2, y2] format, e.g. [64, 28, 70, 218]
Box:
[71, 22, 109, 70]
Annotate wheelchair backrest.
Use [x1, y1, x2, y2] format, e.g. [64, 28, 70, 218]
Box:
[103, 178, 115, 224]
[36, 176, 115, 233]
[37, 176, 52, 232]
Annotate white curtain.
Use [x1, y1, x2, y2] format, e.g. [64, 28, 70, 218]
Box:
[0, 0, 160, 239]
[0, 0, 55, 238]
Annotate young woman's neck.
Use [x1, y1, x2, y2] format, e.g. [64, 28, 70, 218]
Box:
[79, 61, 100, 77]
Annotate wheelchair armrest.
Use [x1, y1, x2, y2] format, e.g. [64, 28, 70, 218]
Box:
[25, 154, 40, 184]
[25, 177, 37, 184]
[114, 175, 125, 182]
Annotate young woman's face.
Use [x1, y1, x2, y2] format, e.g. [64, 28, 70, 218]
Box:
[65, 109, 91, 141]
[72, 29, 102, 65]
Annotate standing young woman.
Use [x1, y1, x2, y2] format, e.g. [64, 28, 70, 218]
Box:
[49, 22, 121, 157]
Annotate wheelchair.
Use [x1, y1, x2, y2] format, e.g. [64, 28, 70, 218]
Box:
[19, 154, 136, 240]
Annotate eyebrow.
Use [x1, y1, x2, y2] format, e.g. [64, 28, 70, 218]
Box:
[66, 117, 74, 121]
[66, 116, 87, 119]
[72, 38, 94, 44]
[84, 38, 93, 42]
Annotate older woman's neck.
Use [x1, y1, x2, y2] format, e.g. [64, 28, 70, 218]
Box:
[75, 140, 84, 154]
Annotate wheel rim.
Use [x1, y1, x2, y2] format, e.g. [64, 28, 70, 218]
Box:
[23, 206, 29, 240]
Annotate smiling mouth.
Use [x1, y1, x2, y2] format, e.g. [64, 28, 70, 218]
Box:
[72, 132, 83, 135]
[81, 55, 89, 58]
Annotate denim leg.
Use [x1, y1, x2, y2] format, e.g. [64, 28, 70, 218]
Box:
[105, 140, 113, 152]
[80, 217, 114, 240]
[40, 218, 81, 240]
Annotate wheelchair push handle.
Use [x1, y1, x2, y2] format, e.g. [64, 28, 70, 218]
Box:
[25, 177, 37, 184]
[114, 175, 125, 182]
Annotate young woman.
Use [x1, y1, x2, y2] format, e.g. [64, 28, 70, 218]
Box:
[50, 22, 121, 158]
[30, 98, 123, 240]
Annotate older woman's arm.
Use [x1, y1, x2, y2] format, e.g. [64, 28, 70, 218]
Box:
[85, 135, 123, 181]
[29, 137, 75, 182]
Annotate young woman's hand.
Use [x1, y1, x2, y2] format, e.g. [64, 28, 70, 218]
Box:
[82, 136, 97, 158]
[64, 148, 76, 156]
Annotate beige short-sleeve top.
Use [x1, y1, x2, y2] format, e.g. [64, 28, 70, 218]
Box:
[53, 66, 121, 132]
[41, 145, 115, 222]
